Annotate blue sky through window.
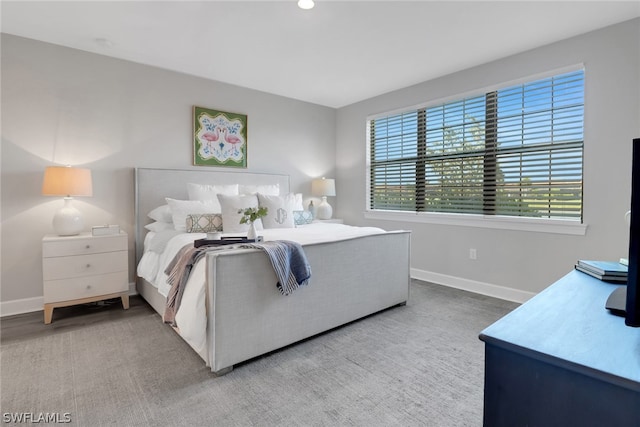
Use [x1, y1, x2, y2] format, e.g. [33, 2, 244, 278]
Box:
[372, 70, 584, 187]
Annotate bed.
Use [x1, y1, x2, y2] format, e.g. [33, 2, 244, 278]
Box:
[134, 167, 411, 375]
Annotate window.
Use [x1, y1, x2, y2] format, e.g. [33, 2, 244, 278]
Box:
[368, 69, 584, 222]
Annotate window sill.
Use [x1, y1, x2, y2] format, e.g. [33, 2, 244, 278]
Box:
[364, 210, 587, 236]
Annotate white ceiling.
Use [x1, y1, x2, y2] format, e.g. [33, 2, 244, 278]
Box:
[2, 1, 639, 108]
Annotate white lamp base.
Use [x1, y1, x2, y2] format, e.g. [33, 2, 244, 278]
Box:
[316, 196, 333, 220]
[52, 197, 84, 236]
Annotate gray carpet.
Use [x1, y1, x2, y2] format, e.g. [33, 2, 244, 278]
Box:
[0, 280, 518, 426]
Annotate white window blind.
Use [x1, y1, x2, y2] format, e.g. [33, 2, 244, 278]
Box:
[369, 69, 584, 220]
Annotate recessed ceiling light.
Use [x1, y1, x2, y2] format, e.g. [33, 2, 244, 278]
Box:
[298, 0, 314, 10]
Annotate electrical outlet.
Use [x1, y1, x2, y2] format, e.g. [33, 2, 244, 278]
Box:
[469, 248, 477, 260]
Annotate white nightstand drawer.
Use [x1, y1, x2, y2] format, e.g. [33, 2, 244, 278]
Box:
[44, 271, 128, 303]
[43, 250, 127, 281]
[42, 233, 126, 258]
[42, 231, 130, 324]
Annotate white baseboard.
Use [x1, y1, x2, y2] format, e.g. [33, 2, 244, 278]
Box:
[411, 268, 535, 304]
[2, 276, 527, 317]
[0, 282, 139, 317]
[0, 296, 44, 317]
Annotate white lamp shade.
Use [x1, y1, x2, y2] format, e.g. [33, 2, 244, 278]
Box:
[311, 178, 336, 197]
[42, 166, 93, 196]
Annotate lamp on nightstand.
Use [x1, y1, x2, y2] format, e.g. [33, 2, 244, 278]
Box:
[312, 177, 336, 220]
[42, 166, 93, 236]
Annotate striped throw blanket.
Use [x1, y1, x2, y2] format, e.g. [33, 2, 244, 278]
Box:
[240, 240, 311, 296]
[163, 240, 312, 326]
[163, 244, 228, 326]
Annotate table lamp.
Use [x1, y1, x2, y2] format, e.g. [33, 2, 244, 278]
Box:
[312, 177, 336, 220]
[42, 166, 93, 236]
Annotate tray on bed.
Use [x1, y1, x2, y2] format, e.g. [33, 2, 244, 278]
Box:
[194, 236, 263, 248]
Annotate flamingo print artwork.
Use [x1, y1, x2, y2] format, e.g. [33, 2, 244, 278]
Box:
[200, 126, 221, 153]
[201, 126, 220, 144]
[194, 106, 247, 167]
[223, 128, 241, 145]
[219, 127, 244, 156]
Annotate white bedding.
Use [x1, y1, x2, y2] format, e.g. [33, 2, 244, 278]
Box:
[136, 222, 387, 361]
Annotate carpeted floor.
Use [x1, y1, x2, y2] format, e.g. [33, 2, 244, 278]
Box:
[0, 280, 518, 426]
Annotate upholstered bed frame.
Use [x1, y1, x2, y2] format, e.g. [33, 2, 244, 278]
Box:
[134, 168, 411, 375]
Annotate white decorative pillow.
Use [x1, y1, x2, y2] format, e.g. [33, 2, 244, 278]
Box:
[258, 193, 296, 229]
[187, 183, 239, 212]
[165, 198, 217, 232]
[148, 205, 173, 223]
[217, 194, 264, 233]
[185, 213, 224, 233]
[144, 221, 175, 232]
[239, 184, 280, 196]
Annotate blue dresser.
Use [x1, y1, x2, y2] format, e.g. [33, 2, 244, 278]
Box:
[480, 270, 640, 426]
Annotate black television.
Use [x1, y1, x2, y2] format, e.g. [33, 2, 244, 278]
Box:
[606, 137, 640, 327]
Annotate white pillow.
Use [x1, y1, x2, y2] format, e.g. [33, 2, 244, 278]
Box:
[217, 194, 264, 233]
[239, 184, 280, 196]
[165, 198, 217, 231]
[258, 193, 296, 229]
[187, 183, 239, 212]
[294, 193, 304, 211]
[148, 205, 172, 223]
[144, 221, 175, 232]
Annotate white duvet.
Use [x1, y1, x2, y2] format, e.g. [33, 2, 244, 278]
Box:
[136, 222, 386, 361]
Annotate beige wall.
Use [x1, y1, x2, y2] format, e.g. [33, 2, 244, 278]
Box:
[335, 18, 640, 298]
[1, 34, 336, 309]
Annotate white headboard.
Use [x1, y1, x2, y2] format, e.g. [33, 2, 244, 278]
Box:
[134, 168, 290, 262]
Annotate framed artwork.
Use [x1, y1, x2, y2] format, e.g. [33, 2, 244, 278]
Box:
[193, 106, 247, 167]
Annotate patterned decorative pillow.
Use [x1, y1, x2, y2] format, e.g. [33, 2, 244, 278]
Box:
[185, 213, 223, 233]
[293, 210, 314, 226]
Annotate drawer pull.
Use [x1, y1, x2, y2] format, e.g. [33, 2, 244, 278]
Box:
[86, 264, 91, 268]
[85, 245, 91, 249]
[86, 285, 92, 290]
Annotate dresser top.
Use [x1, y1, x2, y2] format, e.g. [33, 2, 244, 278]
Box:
[480, 270, 640, 387]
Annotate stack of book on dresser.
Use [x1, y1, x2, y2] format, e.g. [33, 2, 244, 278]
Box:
[575, 260, 628, 283]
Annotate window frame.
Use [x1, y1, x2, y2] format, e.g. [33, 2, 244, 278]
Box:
[365, 65, 587, 236]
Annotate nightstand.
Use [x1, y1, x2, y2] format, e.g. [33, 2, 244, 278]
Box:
[42, 232, 129, 324]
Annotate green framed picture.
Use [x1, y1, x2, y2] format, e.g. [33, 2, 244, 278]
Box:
[193, 106, 247, 167]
